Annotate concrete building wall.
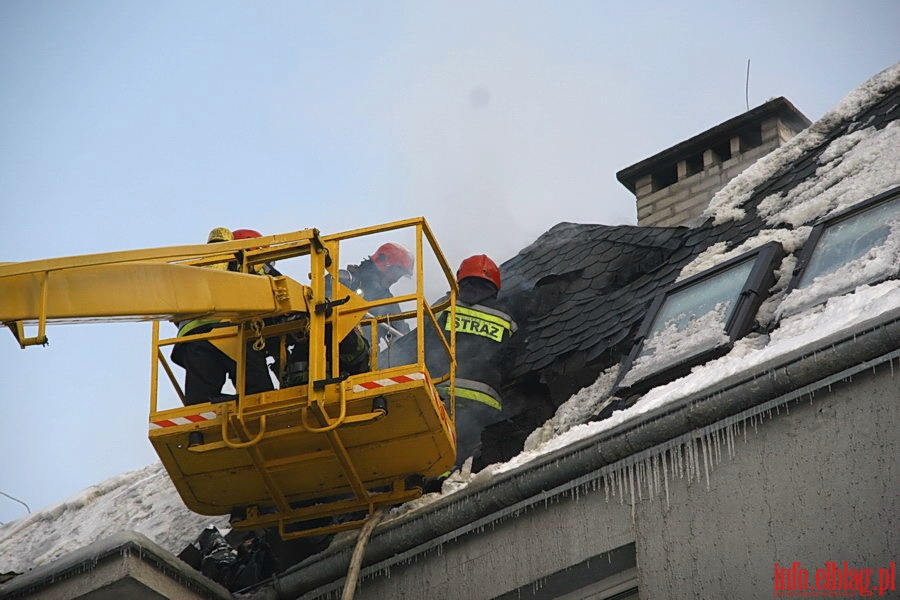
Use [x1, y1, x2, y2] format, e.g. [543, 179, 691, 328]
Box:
[344, 489, 634, 600]
[634, 365, 898, 599]
[332, 358, 898, 600]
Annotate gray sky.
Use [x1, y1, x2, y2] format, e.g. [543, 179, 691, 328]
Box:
[1, 1, 897, 524]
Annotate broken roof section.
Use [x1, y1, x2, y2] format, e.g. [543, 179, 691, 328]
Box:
[499, 63, 900, 410]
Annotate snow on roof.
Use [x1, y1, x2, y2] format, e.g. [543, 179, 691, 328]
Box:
[0, 462, 227, 573]
[2, 63, 898, 577]
[704, 62, 900, 226]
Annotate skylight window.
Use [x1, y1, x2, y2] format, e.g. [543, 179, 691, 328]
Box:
[615, 242, 784, 396]
[779, 185, 900, 318]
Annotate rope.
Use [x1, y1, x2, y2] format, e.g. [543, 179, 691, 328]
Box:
[341, 507, 387, 600]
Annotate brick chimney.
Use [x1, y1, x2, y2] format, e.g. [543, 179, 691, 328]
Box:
[617, 97, 810, 227]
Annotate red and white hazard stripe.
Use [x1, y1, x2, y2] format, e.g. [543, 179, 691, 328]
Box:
[149, 411, 217, 430]
[352, 371, 426, 393]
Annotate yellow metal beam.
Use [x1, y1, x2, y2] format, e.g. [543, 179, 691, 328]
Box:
[0, 228, 321, 277]
[0, 263, 310, 324]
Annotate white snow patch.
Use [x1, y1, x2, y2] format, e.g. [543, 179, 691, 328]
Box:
[759, 122, 900, 227]
[618, 302, 731, 388]
[705, 63, 900, 225]
[0, 462, 228, 573]
[778, 219, 900, 317]
[678, 228, 810, 282]
[522, 365, 620, 451]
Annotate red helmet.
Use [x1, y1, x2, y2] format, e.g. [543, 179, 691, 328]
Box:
[370, 242, 414, 276]
[233, 228, 262, 240]
[457, 254, 501, 290]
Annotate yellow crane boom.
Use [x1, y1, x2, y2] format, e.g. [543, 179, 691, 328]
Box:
[0, 218, 458, 538]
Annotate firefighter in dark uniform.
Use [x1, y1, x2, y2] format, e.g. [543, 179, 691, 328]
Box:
[280, 242, 414, 387]
[435, 254, 517, 471]
[170, 227, 275, 405]
[338, 241, 415, 337]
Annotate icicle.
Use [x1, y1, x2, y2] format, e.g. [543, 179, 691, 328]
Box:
[629, 463, 636, 523]
[611, 468, 618, 502]
[701, 434, 711, 491]
[616, 467, 623, 504]
[728, 422, 736, 459]
[696, 435, 703, 482]
[663, 449, 671, 507]
[670, 444, 678, 480]
[645, 456, 652, 500]
[637, 460, 643, 502]
[691, 438, 699, 483]
[722, 423, 734, 459]
[690, 438, 697, 483]
[713, 429, 722, 465]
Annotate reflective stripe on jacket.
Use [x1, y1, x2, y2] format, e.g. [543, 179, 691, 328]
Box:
[445, 304, 517, 342]
[437, 377, 502, 410]
[174, 256, 240, 337]
[176, 318, 225, 338]
[438, 300, 516, 410]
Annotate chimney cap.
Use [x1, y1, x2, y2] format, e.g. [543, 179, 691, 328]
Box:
[616, 97, 810, 193]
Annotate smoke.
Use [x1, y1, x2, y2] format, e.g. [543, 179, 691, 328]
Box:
[365, 33, 639, 269]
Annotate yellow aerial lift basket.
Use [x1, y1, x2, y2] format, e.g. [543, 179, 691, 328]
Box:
[1, 217, 458, 538]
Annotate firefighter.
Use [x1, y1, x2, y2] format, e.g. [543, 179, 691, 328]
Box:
[232, 228, 281, 276]
[338, 241, 415, 337]
[432, 255, 518, 472]
[170, 227, 275, 405]
[280, 241, 409, 388]
[231, 227, 287, 376]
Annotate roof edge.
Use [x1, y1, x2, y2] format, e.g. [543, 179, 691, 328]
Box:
[0, 530, 232, 599]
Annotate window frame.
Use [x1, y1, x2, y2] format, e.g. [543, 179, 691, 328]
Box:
[615, 241, 785, 397]
[783, 184, 900, 303]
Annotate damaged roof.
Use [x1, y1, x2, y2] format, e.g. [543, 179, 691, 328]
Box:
[499, 69, 900, 394]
